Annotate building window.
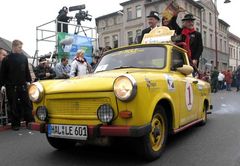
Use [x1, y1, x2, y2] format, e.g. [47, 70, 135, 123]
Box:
[190, 5, 192, 13]
[229, 47, 232, 58]
[135, 29, 142, 43]
[203, 31, 207, 46]
[209, 12, 212, 25]
[104, 36, 110, 47]
[127, 7, 132, 20]
[230, 47, 233, 59]
[116, 15, 122, 24]
[112, 35, 118, 48]
[203, 10, 206, 22]
[210, 34, 213, 48]
[108, 18, 114, 26]
[128, 31, 133, 45]
[136, 5, 142, 18]
[220, 39, 222, 51]
[233, 48, 235, 59]
[99, 20, 106, 27]
[224, 41, 227, 53]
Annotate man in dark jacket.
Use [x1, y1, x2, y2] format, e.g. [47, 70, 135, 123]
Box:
[0, 40, 34, 130]
[180, 14, 203, 68]
[211, 67, 219, 93]
[57, 6, 73, 33]
[34, 57, 56, 80]
[163, 13, 203, 69]
[139, 11, 160, 43]
[236, 66, 240, 92]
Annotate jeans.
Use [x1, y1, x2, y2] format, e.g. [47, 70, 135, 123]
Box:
[226, 83, 232, 91]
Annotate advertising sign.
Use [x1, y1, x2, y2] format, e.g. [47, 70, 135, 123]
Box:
[57, 32, 93, 63]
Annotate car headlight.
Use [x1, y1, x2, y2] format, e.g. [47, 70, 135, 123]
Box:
[97, 104, 114, 123]
[113, 74, 137, 102]
[28, 82, 44, 102]
[36, 106, 48, 121]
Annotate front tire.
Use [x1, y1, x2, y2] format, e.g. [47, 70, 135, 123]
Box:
[138, 106, 168, 161]
[199, 104, 208, 126]
[46, 135, 76, 150]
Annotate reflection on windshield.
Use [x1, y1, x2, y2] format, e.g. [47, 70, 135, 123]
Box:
[95, 46, 166, 72]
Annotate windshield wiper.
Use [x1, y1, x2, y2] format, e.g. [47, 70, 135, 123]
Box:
[95, 65, 139, 73]
[113, 65, 138, 70]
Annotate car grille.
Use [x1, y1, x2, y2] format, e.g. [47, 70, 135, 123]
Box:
[46, 98, 111, 116]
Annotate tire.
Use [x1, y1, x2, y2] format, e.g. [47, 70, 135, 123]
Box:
[137, 106, 168, 161]
[46, 134, 76, 150]
[199, 104, 207, 126]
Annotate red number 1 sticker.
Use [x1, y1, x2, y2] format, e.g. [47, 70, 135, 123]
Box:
[185, 82, 193, 111]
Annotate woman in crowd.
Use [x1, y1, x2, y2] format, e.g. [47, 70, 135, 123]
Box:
[70, 49, 92, 77]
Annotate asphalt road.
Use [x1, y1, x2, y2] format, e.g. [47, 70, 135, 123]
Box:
[1, 90, 240, 166]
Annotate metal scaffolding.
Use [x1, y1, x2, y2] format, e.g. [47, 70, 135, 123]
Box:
[33, 19, 97, 66]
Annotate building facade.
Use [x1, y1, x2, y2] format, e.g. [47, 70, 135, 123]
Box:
[198, 0, 229, 71]
[95, 0, 235, 71]
[228, 32, 240, 71]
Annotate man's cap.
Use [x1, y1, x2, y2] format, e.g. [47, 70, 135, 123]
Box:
[182, 13, 195, 21]
[39, 57, 47, 63]
[147, 11, 160, 21]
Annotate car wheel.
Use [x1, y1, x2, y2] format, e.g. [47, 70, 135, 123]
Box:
[138, 106, 168, 161]
[46, 135, 76, 150]
[199, 104, 207, 126]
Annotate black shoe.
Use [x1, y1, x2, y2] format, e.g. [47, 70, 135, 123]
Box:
[12, 126, 20, 131]
[26, 122, 35, 130]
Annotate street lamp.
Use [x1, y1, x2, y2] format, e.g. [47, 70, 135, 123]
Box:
[224, 0, 231, 3]
[214, 0, 230, 70]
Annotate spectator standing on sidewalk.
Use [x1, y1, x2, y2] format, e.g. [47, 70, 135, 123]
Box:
[224, 69, 233, 91]
[0, 48, 8, 69]
[70, 50, 92, 77]
[235, 66, 240, 92]
[218, 71, 225, 90]
[34, 57, 56, 80]
[54, 57, 70, 79]
[211, 67, 219, 93]
[0, 40, 34, 130]
[0, 49, 8, 120]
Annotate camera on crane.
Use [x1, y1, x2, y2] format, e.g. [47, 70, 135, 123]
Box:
[69, 4, 92, 25]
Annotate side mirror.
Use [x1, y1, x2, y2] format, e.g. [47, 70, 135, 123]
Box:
[176, 65, 193, 75]
[171, 62, 183, 71]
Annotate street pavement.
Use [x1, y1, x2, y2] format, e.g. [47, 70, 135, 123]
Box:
[1, 89, 240, 166]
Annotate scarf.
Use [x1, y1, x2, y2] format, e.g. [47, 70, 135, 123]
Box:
[75, 57, 86, 64]
[181, 28, 195, 58]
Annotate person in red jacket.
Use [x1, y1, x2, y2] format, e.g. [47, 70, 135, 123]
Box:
[224, 69, 233, 91]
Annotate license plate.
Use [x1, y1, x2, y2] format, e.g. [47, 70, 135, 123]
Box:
[48, 124, 88, 140]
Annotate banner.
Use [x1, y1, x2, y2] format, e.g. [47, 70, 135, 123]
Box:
[162, 0, 185, 21]
[57, 32, 93, 64]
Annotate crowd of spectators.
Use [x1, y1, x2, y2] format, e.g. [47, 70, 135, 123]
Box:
[199, 67, 240, 93]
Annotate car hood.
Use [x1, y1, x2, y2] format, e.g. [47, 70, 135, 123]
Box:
[39, 69, 158, 94]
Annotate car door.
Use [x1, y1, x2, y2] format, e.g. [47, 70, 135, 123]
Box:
[170, 48, 198, 126]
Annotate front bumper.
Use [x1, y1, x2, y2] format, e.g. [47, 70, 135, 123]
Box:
[28, 122, 151, 138]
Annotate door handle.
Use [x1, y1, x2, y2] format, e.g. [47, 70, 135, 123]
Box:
[192, 80, 198, 84]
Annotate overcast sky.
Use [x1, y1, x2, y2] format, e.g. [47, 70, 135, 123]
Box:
[0, 0, 239, 56]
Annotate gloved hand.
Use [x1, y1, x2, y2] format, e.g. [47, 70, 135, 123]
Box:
[1, 86, 6, 94]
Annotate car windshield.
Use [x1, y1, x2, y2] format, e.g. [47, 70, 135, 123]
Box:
[94, 46, 166, 72]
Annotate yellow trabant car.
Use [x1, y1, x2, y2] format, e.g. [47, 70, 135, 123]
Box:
[29, 43, 212, 161]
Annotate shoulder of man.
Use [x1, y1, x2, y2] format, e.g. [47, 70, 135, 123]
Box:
[55, 62, 61, 67]
[142, 27, 151, 33]
[193, 31, 202, 37]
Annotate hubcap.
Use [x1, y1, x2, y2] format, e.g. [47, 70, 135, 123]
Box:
[149, 113, 165, 152]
